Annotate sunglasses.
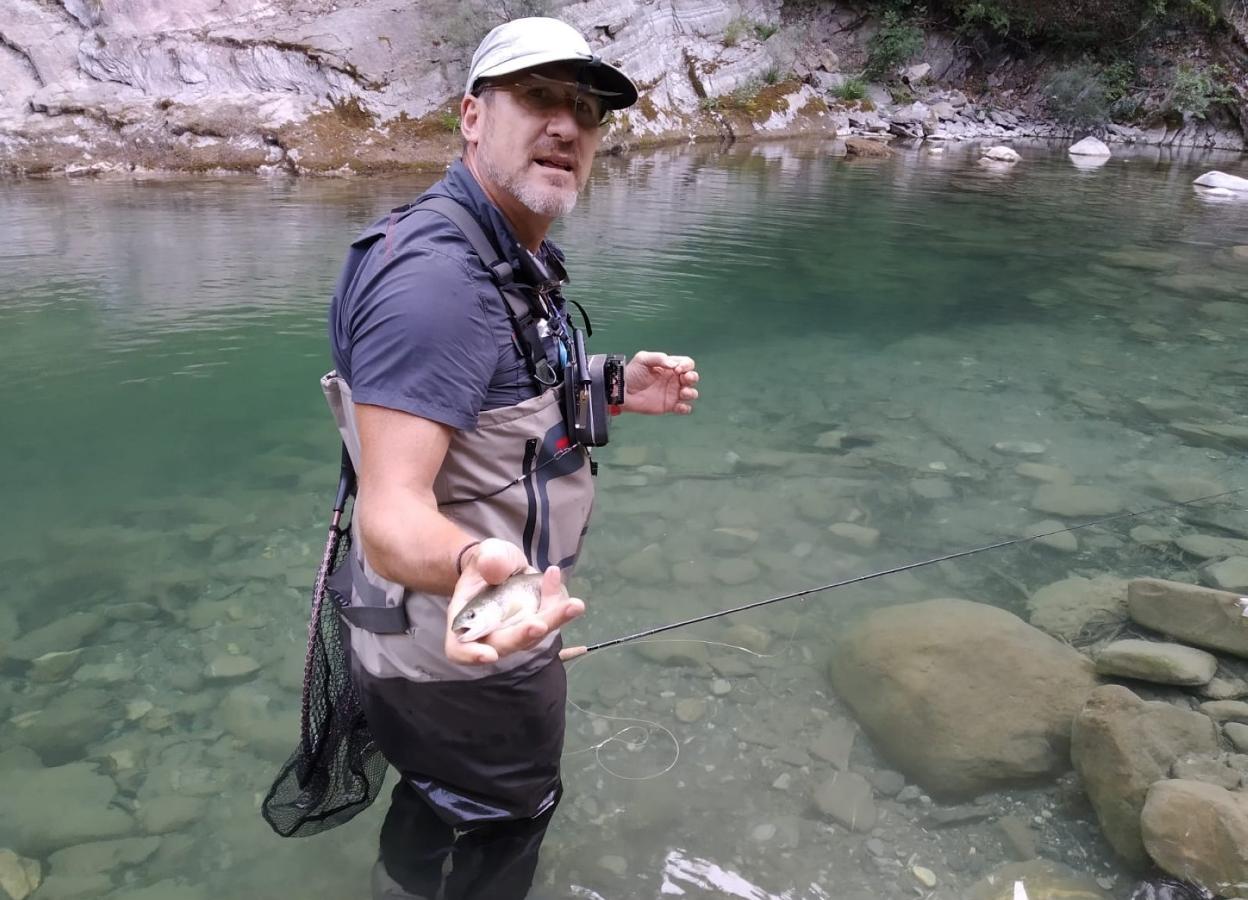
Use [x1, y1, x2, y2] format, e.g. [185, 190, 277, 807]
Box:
[475, 73, 614, 129]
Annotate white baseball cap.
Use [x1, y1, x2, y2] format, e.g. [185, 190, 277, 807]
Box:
[465, 17, 638, 111]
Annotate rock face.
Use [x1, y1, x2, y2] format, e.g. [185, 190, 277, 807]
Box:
[1141, 779, 1248, 893]
[1128, 578, 1248, 659]
[1070, 685, 1220, 867]
[827, 598, 1099, 799]
[0, 0, 835, 175]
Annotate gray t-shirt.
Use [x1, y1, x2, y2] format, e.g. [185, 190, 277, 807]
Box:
[329, 161, 567, 430]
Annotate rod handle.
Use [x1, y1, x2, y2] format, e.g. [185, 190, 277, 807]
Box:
[559, 645, 588, 662]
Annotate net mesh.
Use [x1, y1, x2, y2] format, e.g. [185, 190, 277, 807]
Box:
[262, 520, 388, 837]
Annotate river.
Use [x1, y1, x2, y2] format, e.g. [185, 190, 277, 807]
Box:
[2, 138, 1248, 899]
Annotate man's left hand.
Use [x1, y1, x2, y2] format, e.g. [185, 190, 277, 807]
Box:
[621, 351, 699, 416]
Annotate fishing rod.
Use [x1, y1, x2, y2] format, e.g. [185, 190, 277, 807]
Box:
[558, 487, 1248, 661]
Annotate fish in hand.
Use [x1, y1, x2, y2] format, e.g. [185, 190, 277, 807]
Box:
[452, 572, 565, 643]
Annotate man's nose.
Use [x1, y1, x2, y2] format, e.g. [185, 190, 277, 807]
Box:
[545, 100, 580, 140]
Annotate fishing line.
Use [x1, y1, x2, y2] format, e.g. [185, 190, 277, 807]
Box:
[561, 639, 770, 780]
[560, 488, 1248, 660]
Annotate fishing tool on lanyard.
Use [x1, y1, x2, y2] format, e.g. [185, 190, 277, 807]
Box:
[558, 487, 1248, 661]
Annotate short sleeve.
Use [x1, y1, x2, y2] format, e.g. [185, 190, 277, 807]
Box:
[341, 245, 499, 431]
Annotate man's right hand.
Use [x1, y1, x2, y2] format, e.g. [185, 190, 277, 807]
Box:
[443, 538, 585, 666]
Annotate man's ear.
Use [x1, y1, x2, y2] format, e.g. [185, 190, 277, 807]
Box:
[460, 94, 483, 144]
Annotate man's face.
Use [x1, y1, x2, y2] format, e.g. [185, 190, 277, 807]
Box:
[462, 64, 606, 220]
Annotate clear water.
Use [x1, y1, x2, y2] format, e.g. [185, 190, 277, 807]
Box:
[3, 140, 1248, 899]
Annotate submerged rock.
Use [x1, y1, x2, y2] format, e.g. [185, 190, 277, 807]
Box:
[1071, 685, 1219, 867]
[1028, 575, 1127, 642]
[1141, 779, 1248, 893]
[1094, 639, 1217, 687]
[828, 598, 1098, 798]
[813, 770, 876, 831]
[1031, 484, 1125, 517]
[1201, 557, 1248, 592]
[966, 859, 1109, 899]
[0, 849, 41, 900]
[0, 761, 135, 855]
[982, 145, 1021, 162]
[1127, 579, 1248, 659]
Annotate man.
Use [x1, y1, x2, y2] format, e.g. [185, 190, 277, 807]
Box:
[323, 17, 700, 900]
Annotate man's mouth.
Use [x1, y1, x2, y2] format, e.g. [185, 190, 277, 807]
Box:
[534, 157, 575, 173]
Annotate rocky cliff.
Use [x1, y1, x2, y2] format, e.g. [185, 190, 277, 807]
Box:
[0, 0, 1242, 176]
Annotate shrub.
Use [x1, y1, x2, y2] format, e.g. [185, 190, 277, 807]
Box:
[864, 12, 925, 80]
[724, 17, 750, 47]
[1168, 64, 1237, 119]
[762, 65, 782, 85]
[833, 76, 868, 102]
[438, 110, 460, 133]
[754, 22, 780, 40]
[1043, 65, 1110, 128]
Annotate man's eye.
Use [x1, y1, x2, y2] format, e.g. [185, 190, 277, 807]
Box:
[526, 86, 556, 104]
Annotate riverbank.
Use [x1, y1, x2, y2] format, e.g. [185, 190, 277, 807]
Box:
[1, 0, 1243, 179]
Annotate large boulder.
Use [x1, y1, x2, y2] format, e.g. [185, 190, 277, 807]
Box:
[1071, 685, 1220, 867]
[827, 599, 1099, 799]
[1141, 779, 1248, 893]
[1194, 171, 1248, 192]
[1069, 136, 1111, 157]
[1128, 578, 1248, 659]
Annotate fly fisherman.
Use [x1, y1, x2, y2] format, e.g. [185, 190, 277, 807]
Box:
[324, 18, 699, 900]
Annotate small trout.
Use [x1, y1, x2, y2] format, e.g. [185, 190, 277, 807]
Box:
[452, 572, 560, 643]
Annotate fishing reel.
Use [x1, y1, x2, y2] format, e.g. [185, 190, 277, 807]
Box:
[563, 329, 625, 447]
[518, 246, 625, 447]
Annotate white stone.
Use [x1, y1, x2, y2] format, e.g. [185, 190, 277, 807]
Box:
[993, 440, 1046, 456]
[912, 865, 938, 888]
[982, 145, 1021, 163]
[599, 855, 627, 876]
[711, 679, 732, 696]
[1069, 136, 1111, 157]
[829, 522, 880, 550]
[0, 849, 41, 900]
[1195, 171, 1248, 192]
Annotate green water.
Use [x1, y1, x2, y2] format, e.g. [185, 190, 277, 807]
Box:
[3, 140, 1248, 899]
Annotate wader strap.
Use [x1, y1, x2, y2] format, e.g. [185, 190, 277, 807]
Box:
[414, 196, 558, 387]
[329, 543, 412, 635]
[339, 605, 410, 635]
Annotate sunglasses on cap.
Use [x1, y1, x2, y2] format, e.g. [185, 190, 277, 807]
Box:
[473, 72, 619, 129]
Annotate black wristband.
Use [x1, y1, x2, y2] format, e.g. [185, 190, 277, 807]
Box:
[455, 540, 482, 576]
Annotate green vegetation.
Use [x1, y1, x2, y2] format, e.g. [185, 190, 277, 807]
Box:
[437, 110, 460, 133]
[724, 18, 750, 47]
[864, 12, 925, 80]
[724, 17, 781, 46]
[1042, 65, 1111, 128]
[833, 76, 869, 102]
[762, 65, 782, 85]
[811, 0, 1234, 50]
[1168, 63, 1238, 119]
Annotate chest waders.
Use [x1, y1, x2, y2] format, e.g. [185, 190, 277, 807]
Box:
[263, 196, 595, 838]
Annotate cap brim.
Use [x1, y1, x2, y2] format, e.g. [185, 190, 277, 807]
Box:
[473, 51, 639, 111]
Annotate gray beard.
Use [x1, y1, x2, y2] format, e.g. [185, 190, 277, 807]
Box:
[479, 152, 579, 219]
